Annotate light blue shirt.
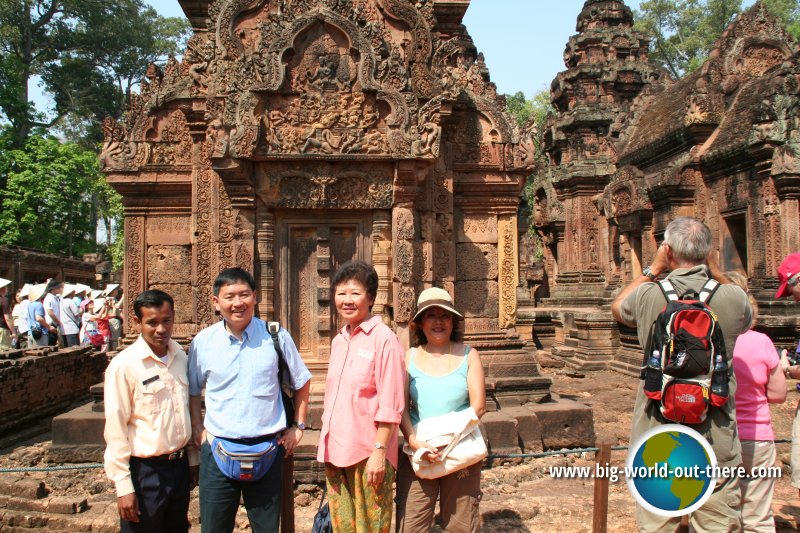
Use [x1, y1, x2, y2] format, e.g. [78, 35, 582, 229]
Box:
[188, 317, 311, 439]
[27, 301, 45, 335]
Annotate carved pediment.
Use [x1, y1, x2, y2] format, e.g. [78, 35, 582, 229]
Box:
[597, 165, 651, 218]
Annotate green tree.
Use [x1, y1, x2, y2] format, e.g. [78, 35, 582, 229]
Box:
[635, 0, 799, 78]
[761, 0, 800, 40]
[0, 133, 121, 257]
[0, 0, 189, 147]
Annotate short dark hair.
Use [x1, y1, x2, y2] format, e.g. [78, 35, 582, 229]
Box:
[411, 310, 464, 347]
[133, 290, 174, 319]
[213, 268, 256, 296]
[332, 260, 378, 301]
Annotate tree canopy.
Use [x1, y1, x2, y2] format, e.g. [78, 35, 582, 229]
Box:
[0, 0, 188, 265]
[0, 133, 119, 257]
[635, 0, 800, 78]
[0, 0, 190, 147]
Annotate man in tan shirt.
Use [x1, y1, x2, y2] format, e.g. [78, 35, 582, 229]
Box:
[104, 290, 198, 532]
[612, 217, 751, 532]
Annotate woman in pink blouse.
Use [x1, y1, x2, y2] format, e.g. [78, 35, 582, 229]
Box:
[317, 261, 405, 532]
[728, 272, 786, 531]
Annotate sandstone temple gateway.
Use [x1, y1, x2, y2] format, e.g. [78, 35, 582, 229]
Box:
[101, 0, 551, 417]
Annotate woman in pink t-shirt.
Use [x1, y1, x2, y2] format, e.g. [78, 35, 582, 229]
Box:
[317, 260, 405, 533]
[729, 275, 786, 531]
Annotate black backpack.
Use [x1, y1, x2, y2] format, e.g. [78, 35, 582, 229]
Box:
[641, 278, 729, 425]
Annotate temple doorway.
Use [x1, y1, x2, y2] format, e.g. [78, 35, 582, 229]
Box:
[274, 211, 372, 379]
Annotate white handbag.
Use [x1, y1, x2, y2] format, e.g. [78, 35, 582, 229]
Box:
[403, 407, 487, 479]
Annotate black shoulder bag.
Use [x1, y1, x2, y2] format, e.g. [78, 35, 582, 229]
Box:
[267, 321, 295, 427]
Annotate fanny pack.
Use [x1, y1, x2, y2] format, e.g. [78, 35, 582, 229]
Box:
[210, 433, 278, 482]
[31, 327, 42, 340]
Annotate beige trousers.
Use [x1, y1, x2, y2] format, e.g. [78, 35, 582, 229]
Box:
[636, 473, 741, 532]
[740, 440, 777, 532]
[395, 454, 481, 533]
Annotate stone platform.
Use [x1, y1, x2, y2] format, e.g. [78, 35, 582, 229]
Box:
[49, 391, 594, 484]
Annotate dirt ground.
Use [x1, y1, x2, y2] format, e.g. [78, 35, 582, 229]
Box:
[2, 368, 800, 532]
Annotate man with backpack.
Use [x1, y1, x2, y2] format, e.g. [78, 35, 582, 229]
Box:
[612, 216, 752, 532]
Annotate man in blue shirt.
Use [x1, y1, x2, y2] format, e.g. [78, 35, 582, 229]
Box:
[27, 284, 54, 348]
[188, 268, 311, 533]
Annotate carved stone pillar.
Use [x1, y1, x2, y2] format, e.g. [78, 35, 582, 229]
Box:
[372, 210, 392, 323]
[255, 202, 275, 319]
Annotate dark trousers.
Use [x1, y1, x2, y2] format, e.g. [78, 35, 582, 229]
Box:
[121, 455, 190, 533]
[199, 440, 283, 533]
[63, 333, 79, 347]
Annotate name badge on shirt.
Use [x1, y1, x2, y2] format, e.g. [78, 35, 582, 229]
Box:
[142, 375, 161, 386]
[356, 349, 374, 361]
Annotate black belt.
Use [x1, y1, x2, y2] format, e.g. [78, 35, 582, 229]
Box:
[134, 448, 186, 462]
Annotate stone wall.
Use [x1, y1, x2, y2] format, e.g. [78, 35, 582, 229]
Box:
[0, 347, 108, 434]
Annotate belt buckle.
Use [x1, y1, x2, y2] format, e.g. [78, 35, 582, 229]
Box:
[167, 450, 182, 461]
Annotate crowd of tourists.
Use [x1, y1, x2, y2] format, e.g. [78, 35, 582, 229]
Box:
[0, 278, 124, 352]
[3, 216, 799, 533]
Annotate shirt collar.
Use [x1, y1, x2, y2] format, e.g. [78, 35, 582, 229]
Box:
[134, 335, 178, 363]
[668, 264, 709, 277]
[219, 316, 259, 343]
[341, 314, 381, 336]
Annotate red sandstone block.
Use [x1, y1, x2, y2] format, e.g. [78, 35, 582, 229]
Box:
[4, 495, 48, 512]
[14, 480, 49, 499]
[47, 497, 88, 514]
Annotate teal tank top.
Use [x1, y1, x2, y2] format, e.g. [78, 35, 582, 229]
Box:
[408, 346, 470, 426]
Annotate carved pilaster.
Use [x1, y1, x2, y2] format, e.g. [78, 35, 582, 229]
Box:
[498, 214, 518, 329]
[255, 203, 275, 319]
[124, 216, 146, 334]
[193, 162, 215, 326]
[392, 206, 416, 327]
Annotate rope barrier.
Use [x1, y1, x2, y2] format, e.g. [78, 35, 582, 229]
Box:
[0, 438, 792, 473]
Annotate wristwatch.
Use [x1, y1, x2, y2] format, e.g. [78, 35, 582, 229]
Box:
[374, 442, 386, 450]
[642, 266, 657, 280]
[294, 421, 306, 431]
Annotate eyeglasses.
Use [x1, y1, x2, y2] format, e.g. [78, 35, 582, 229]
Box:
[789, 273, 800, 287]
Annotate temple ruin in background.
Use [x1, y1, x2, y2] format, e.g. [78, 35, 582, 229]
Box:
[522, 0, 800, 372]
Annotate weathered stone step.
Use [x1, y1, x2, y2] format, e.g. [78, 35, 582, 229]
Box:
[0, 494, 88, 515]
[0, 479, 48, 499]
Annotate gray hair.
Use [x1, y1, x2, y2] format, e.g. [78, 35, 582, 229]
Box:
[663, 217, 712, 264]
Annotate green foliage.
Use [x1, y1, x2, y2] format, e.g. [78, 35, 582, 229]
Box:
[0, 132, 121, 258]
[0, 0, 190, 146]
[635, 0, 799, 78]
[504, 89, 556, 130]
[761, 0, 800, 40]
[505, 91, 535, 127]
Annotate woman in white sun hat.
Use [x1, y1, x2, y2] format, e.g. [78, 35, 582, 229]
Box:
[396, 287, 486, 533]
[12, 284, 32, 348]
